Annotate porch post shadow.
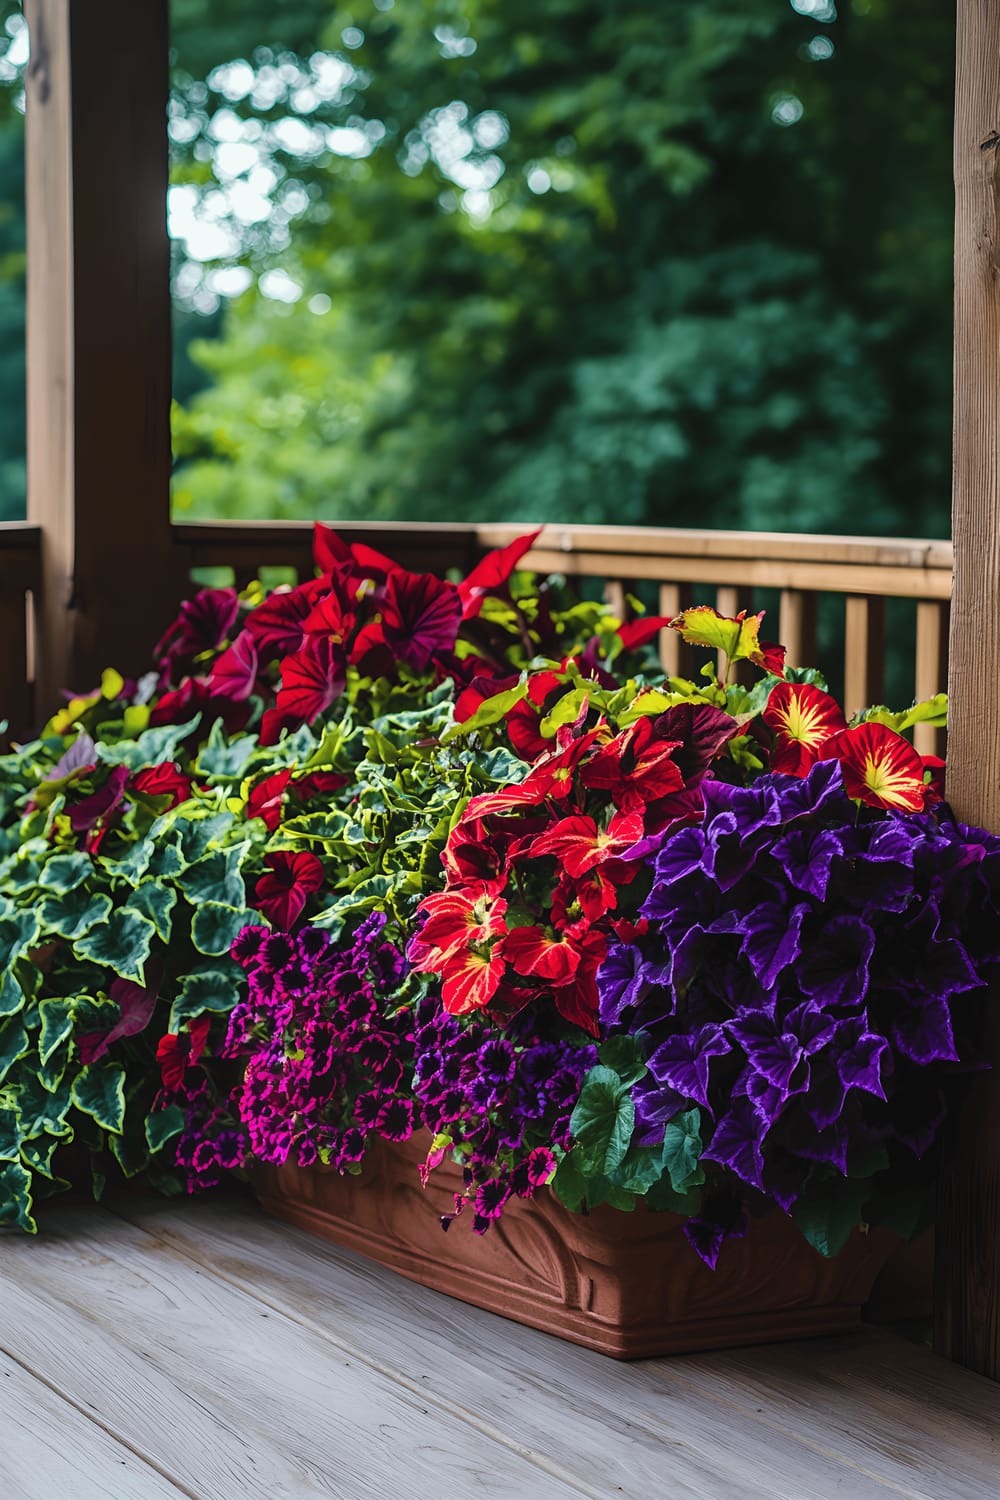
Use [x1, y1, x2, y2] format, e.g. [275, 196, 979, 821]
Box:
[935, 0, 1000, 1379]
[24, 0, 182, 710]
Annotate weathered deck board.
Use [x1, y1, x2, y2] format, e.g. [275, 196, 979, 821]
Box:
[1, 1195, 997, 1500]
[0, 1344, 189, 1500]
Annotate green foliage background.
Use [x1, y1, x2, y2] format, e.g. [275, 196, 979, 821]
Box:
[0, 1, 955, 536]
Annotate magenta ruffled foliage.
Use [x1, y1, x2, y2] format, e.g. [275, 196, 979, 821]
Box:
[598, 759, 1000, 1234]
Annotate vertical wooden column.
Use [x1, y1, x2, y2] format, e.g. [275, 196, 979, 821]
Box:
[935, 0, 1000, 1380]
[24, 0, 180, 710]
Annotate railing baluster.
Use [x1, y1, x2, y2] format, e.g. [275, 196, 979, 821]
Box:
[658, 583, 681, 675]
[779, 589, 818, 671]
[844, 596, 886, 717]
[914, 601, 948, 757]
[604, 579, 628, 620]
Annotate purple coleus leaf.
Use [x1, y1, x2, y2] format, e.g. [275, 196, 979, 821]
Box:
[701, 781, 782, 840]
[737, 900, 808, 991]
[597, 942, 672, 1027]
[702, 1097, 766, 1190]
[770, 758, 850, 822]
[682, 1195, 748, 1269]
[728, 1001, 835, 1099]
[647, 1023, 730, 1109]
[68, 764, 130, 833]
[77, 976, 159, 1064]
[797, 914, 875, 1009]
[771, 827, 843, 902]
[890, 994, 960, 1065]
[652, 702, 741, 786]
[650, 824, 708, 885]
[50, 732, 99, 781]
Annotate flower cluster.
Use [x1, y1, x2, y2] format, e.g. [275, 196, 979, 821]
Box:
[410, 997, 595, 1232]
[598, 758, 1000, 1260]
[409, 695, 739, 1033]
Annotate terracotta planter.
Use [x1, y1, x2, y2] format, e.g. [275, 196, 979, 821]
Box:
[252, 1133, 898, 1359]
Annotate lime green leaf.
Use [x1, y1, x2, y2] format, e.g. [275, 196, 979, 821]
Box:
[539, 687, 590, 737]
[129, 882, 178, 943]
[569, 1065, 635, 1178]
[71, 1062, 126, 1135]
[442, 684, 528, 740]
[38, 887, 113, 940]
[74, 907, 156, 983]
[38, 852, 93, 894]
[145, 1103, 186, 1155]
[191, 902, 259, 956]
[169, 969, 241, 1031]
[661, 1107, 703, 1192]
[862, 694, 948, 734]
[0, 1018, 29, 1084]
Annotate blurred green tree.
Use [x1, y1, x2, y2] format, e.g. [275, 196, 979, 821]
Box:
[170, 0, 954, 536]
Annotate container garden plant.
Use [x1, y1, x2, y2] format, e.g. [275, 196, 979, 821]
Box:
[0, 530, 995, 1358]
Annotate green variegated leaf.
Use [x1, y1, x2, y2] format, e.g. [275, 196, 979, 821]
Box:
[129, 881, 177, 943]
[168, 969, 241, 1031]
[38, 852, 93, 894]
[176, 848, 246, 907]
[95, 716, 201, 769]
[71, 1062, 126, 1135]
[20, 1134, 62, 1179]
[0, 911, 41, 970]
[0, 969, 23, 1018]
[0, 1161, 35, 1231]
[74, 907, 156, 983]
[16, 1076, 73, 1141]
[196, 722, 258, 780]
[191, 902, 259, 956]
[145, 1102, 186, 1155]
[38, 887, 113, 940]
[111, 837, 155, 885]
[0, 1107, 21, 1161]
[38, 998, 76, 1066]
[0, 1018, 30, 1084]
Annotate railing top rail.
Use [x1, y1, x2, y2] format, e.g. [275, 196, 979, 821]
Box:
[0, 522, 42, 551]
[173, 518, 953, 572]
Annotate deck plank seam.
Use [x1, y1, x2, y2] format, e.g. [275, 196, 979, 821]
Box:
[0, 1328, 201, 1500]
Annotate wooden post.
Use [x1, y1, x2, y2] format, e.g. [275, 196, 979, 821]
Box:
[935, 0, 1000, 1379]
[24, 0, 181, 711]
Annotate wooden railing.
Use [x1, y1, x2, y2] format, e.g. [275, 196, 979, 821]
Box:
[1, 519, 953, 756]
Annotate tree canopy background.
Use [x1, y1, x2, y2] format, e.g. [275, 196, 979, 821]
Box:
[0, 1, 954, 536]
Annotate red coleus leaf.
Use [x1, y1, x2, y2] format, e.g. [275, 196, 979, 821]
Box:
[261, 636, 348, 745]
[819, 722, 928, 812]
[440, 946, 508, 1016]
[453, 671, 520, 724]
[652, 702, 741, 785]
[579, 717, 683, 811]
[313, 522, 401, 581]
[763, 682, 848, 777]
[922, 755, 945, 804]
[501, 925, 584, 984]
[156, 1014, 212, 1091]
[253, 850, 325, 929]
[154, 587, 240, 681]
[616, 616, 673, 652]
[206, 628, 259, 702]
[457, 527, 543, 619]
[77, 976, 159, 1066]
[291, 769, 350, 800]
[244, 577, 328, 661]
[246, 769, 293, 831]
[128, 761, 194, 809]
[303, 574, 358, 646]
[441, 825, 510, 895]
[376, 570, 462, 672]
[506, 669, 565, 759]
[412, 887, 508, 965]
[526, 809, 644, 878]
[552, 866, 624, 931]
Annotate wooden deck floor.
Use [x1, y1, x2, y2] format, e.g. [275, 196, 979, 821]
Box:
[0, 1194, 996, 1500]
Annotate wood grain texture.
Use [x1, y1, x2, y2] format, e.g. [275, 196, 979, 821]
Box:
[24, 0, 183, 708]
[113, 1195, 1000, 1500]
[0, 1206, 588, 1500]
[937, 0, 1000, 1382]
[0, 1346, 189, 1500]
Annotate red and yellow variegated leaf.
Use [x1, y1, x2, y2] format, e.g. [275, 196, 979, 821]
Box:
[441, 947, 507, 1015]
[763, 682, 847, 776]
[501, 925, 582, 983]
[820, 722, 927, 812]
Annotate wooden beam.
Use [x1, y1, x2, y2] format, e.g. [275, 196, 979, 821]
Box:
[935, 0, 1000, 1380]
[24, 0, 181, 709]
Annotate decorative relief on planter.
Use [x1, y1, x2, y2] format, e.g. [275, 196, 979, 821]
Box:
[253, 1133, 897, 1359]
